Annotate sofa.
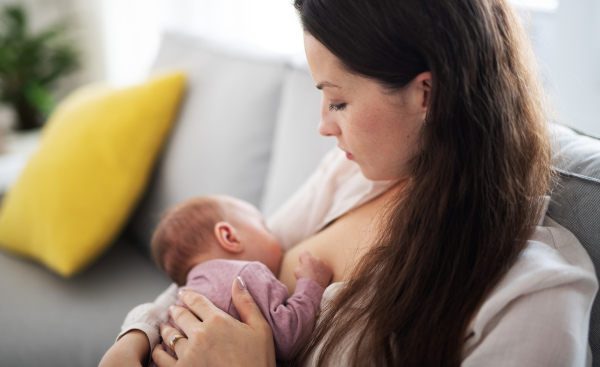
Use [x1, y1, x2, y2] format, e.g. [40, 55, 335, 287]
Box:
[0, 32, 598, 367]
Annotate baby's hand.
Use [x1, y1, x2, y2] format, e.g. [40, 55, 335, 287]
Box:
[294, 250, 333, 289]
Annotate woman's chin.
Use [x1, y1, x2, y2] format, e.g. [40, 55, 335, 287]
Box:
[358, 166, 384, 181]
[359, 165, 403, 182]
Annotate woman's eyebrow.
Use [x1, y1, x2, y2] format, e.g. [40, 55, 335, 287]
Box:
[316, 81, 341, 90]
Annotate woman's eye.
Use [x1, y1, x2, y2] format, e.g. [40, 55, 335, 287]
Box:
[329, 103, 346, 111]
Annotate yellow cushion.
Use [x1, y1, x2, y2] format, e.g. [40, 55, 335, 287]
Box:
[0, 71, 186, 277]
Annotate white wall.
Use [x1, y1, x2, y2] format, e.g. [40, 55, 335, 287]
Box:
[70, 0, 106, 85]
[98, 0, 302, 86]
[0, 0, 106, 91]
[520, 1, 600, 136]
[550, 0, 600, 135]
[101, 0, 163, 86]
[11, 0, 596, 135]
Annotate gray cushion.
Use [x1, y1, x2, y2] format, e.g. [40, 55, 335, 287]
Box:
[260, 64, 336, 219]
[548, 122, 600, 365]
[125, 32, 287, 255]
[0, 240, 171, 367]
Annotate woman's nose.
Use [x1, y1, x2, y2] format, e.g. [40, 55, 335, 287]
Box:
[318, 103, 341, 137]
[318, 119, 336, 137]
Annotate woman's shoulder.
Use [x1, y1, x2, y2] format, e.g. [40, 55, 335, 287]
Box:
[515, 216, 597, 286]
[500, 196, 596, 290]
[466, 214, 598, 339]
[534, 216, 596, 274]
[483, 216, 597, 310]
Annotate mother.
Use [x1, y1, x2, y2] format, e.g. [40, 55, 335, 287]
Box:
[101, 0, 597, 366]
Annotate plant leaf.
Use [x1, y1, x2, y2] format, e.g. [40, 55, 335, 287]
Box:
[24, 81, 54, 117]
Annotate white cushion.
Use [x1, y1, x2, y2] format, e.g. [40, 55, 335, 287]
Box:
[127, 32, 287, 253]
[261, 65, 336, 219]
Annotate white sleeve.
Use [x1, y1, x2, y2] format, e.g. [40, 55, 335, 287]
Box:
[116, 283, 179, 350]
[462, 275, 597, 367]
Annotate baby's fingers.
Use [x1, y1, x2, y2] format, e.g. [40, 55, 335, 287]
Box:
[298, 250, 315, 264]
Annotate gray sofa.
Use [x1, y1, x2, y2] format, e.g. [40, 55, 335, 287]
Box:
[0, 32, 598, 367]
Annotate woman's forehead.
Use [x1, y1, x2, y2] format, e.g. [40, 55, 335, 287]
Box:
[304, 34, 346, 86]
[304, 33, 377, 95]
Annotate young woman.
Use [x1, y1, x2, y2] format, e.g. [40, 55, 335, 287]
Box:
[101, 0, 597, 366]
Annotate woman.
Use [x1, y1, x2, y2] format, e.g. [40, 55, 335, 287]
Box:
[101, 0, 597, 366]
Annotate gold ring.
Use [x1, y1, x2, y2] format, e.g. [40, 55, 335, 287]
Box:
[169, 334, 187, 353]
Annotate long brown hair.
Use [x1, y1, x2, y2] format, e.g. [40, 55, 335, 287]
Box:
[291, 0, 553, 365]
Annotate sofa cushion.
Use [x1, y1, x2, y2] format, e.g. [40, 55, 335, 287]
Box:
[126, 32, 287, 255]
[547, 122, 600, 361]
[0, 72, 186, 277]
[261, 64, 336, 219]
[0, 239, 172, 367]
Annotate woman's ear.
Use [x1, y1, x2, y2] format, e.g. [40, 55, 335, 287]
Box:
[415, 71, 432, 110]
[214, 221, 244, 253]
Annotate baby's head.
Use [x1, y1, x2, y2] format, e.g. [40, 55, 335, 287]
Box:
[151, 195, 282, 286]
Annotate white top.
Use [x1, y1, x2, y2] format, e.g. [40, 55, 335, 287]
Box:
[122, 147, 598, 366]
[268, 147, 598, 366]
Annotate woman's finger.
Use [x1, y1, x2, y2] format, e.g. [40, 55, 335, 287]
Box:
[231, 277, 272, 334]
[152, 344, 177, 367]
[177, 291, 215, 319]
[159, 322, 189, 358]
[174, 291, 224, 336]
[156, 284, 275, 367]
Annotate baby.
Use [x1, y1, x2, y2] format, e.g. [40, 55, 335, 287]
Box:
[148, 194, 333, 365]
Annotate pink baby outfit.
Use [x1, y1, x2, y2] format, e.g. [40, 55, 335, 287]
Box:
[149, 259, 324, 366]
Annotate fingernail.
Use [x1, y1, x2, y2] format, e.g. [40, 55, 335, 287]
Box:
[178, 289, 185, 297]
[236, 276, 247, 291]
[169, 305, 176, 312]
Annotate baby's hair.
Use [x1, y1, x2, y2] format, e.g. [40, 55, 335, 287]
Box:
[151, 196, 226, 286]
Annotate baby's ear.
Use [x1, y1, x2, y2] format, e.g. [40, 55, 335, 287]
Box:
[214, 221, 244, 253]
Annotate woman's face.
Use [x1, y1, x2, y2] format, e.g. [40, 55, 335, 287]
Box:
[304, 33, 430, 181]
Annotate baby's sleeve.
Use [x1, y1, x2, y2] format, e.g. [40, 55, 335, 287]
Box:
[237, 263, 325, 360]
[116, 283, 179, 355]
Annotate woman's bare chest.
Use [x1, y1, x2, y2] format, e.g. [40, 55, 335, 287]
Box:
[278, 192, 391, 293]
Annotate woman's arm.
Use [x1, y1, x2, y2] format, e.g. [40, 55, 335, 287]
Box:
[462, 279, 596, 366]
[152, 277, 276, 367]
[464, 220, 598, 366]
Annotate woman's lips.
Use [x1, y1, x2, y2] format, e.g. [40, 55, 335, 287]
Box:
[339, 145, 353, 160]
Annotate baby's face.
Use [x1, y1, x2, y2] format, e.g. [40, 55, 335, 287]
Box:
[224, 198, 283, 276]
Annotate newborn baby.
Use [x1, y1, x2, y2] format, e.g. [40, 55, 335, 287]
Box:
[148, 195, 333, 365]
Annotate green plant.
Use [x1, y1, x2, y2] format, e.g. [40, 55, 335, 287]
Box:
[0, 4, 80, 131]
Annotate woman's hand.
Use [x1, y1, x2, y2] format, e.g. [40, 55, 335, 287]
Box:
[152, 277, 276, 367]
